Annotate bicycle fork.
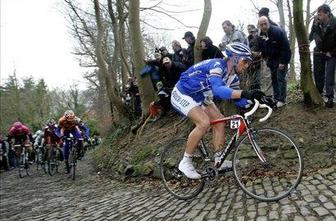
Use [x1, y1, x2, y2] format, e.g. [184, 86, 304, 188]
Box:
[247, 130, 269, 167]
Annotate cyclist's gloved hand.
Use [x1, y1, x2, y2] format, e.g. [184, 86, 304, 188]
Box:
[234, 98, 253, 109]
[241, 89, 265, 101]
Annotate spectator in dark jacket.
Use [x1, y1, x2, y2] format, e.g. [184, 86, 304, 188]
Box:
[182, 31, 195, 67]
[309, 15, 327, 95]
[161, 56, 187, 89]
[258, 16, 291, 108]
[200, 36, 224, 60]
[258, 7, 279, 27]
[312, 4, 336, 108]
[171, 40, 188, 66]
[247, 25, 262, 90]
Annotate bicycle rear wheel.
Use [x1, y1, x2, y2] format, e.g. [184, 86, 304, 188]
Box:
[160, 138, 205, 200]
[233, 128, 303, 202]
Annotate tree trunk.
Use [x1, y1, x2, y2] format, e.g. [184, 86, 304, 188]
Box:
[128, 0, 156, 116]
[286, 0, 296, 83]
[93, 0, 128, 122]
[292, 0, 324, 106]
[305, 0, 311, 32]
[277, 0, 286, 29]
[194, 0, 212, 63]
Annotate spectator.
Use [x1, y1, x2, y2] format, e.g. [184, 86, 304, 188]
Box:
[148, 81, 171, 121]
[219, 20, 247, 51]
[309, 15, 326, 95]
[258, 7, 279, 27]
[158, 46, 172, 60]
[161, 57, 187, 89]
[182, 31, 195, 67]
[125, 77, 142, 116]
[312, 4, 336, 108]
[171, 40, 188, 66]
[258, 16, 291, 108]
[200, 36, 224, 60]
[247, 24, 262, 90]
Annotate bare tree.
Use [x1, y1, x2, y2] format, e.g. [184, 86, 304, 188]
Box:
[293, 0, 324, 106]
[128, 0, 156, 117]
[286, 0, 296, 82]
[194, 0, 212, 63]
[93, 0, 127, 122]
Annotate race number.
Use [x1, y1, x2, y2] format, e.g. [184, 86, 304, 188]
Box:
[230, 119, 240, 129]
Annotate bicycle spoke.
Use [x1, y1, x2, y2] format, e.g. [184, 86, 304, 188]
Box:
[160, 138, 205, 200]
[233, 128, 303, 202]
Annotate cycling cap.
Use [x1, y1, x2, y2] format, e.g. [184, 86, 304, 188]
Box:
[64, 110, 75, 120]
[225, 43, 252, 61]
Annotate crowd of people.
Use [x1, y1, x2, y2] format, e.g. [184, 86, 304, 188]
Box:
[140, 4, 335, 179]
[133, 4, 335, 121]
[0, 110, 101, 173]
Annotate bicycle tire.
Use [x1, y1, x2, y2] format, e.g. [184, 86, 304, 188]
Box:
[70, 148, 77, 180]
[35, 149, 40, 171]
[48, 148, 58, 176]
[160, 138, 205, 200]
[233, 128, 303, 202]
[25, 152, 30, 176]
[19, 154, 24, 178]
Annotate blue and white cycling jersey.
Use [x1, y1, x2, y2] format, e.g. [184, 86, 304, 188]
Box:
[175, 58, 248, 108]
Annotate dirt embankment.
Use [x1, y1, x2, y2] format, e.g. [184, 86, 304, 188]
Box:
[93, 101, 336, 179]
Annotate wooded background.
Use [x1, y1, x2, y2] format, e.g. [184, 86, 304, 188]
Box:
[1, 0, 334, 135]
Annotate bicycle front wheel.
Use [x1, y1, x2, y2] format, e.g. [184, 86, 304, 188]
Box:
[69, 148, 77, 180]
[160, 138, 205, 200]
[233, 128, 303, 202]
[48, 148, 58, 176]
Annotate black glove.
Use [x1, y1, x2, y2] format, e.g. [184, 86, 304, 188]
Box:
[241, 89, 265, 101]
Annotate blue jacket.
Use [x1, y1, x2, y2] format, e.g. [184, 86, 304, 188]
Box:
[259, 25, 291, 69]
[176, 59, 249, 108]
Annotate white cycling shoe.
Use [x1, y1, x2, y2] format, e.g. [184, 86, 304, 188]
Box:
[178, 159, 201, 179]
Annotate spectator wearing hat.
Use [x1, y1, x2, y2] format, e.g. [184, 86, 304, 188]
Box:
[310, 4, 336, 108]
[247, 24, 262, 90]
[258, 16, 291, 108]
[159, 46, 173, 60]
[219, 20, 247, 51]
[182, 31, 195, 67]
[258, 7, 279, 27]
[200, 36, 224, 61]
[161, 56, 187, 89]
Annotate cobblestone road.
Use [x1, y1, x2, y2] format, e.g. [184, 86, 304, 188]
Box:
[1, 154, 335, 221]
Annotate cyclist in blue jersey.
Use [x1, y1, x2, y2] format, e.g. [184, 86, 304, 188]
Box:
[171, 42, 265, 179]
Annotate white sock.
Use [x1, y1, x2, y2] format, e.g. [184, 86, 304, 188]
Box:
[182, 152, 193, 162]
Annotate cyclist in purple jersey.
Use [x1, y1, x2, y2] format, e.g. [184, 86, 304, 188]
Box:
[171, 42, 265, 179]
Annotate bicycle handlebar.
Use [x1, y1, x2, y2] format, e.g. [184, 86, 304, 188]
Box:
[244, 99, 273, 122]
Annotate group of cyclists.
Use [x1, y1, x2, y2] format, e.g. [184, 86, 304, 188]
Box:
[0, 110, 101, 175]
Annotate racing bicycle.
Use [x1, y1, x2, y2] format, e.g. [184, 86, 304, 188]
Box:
[160, 99, 303, 202]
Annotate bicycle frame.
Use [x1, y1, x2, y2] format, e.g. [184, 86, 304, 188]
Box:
[200, 100, 272, 170]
